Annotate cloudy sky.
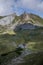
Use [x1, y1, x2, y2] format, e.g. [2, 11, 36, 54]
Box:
[0, 0, 43, 17]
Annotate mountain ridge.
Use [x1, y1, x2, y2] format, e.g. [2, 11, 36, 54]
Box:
[0, 12, 43, 55]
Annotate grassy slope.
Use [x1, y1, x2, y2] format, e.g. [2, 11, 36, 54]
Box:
[0, 13, 43, 54]
[15, 27, 43, 50]
[19, 51, 43, 65]
[0, 14, 43, 65]
[0, 27, 43, 55]
[0, 14, 43, 54]
[29, 13, 43, 24]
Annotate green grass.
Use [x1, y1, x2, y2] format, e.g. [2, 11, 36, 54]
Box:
[15, 27, 43, 50]
[29, 13, 43, 24]
[0, 51, 18, 65]
[20, 51, 43, 65]
[0, 27, 43, 54]
[0, 13, 43, 65]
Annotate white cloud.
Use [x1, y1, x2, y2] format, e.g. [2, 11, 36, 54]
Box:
[18, 0, 43, 12]
[0, 0, 43, 16]
[37, 1, 43, 11]
[0, 0, 16, 16]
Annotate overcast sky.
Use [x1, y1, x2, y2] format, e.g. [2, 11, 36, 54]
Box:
[0, 0, 43, 17]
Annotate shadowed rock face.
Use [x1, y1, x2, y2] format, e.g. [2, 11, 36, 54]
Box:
[14, 23, 39, 31]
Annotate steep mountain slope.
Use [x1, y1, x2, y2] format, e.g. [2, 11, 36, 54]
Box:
[0, 13, 16, 34]
[0, 13, 43, 65]
[0, 13, 43, 55]
[18, 13, 43, 26]
[0, 13, 43, 34]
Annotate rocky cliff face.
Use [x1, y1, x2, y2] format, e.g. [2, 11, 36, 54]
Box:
[0, 13, 43, 34]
